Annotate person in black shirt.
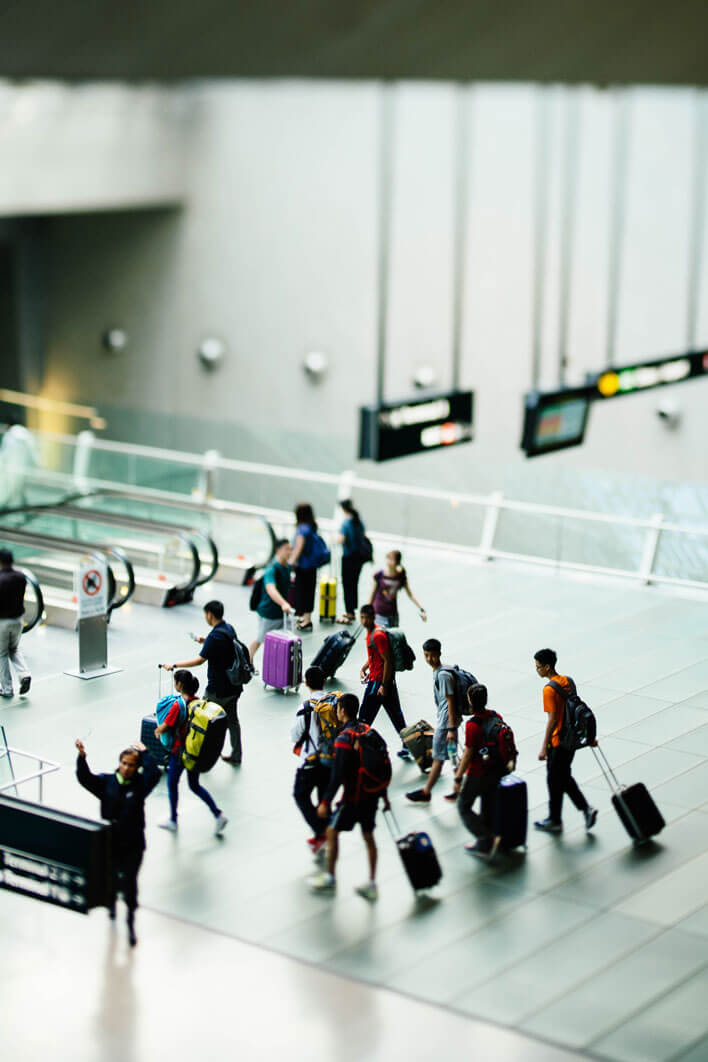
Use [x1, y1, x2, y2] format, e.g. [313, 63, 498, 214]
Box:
[163, 600, 244, 764]
[75, 738, 160, 946]
[0, 548, 31, 699]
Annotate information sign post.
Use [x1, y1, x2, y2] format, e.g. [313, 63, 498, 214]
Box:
[64, 556, 121, 680]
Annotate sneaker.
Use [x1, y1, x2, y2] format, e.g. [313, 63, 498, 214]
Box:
[397, 748, 411, 760]
[158, 819, 178, 832]
[19, 677, 31, 695]
[584, 807, 598, 831]
[465, 840, 492, 860]
[443, 791, 458, 802]
[308, 871, 335, 891]
[405, 789, 431, 803]
[355, 882, 378, 902]
[221, 755, 241, 765]
[214, 814, 229, 836]
[0, 690, 13, 699]
[534, 818, 562, 834]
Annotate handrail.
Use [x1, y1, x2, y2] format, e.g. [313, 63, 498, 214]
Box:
[14, 426, 708, 594]
[19, 568, 44, 634]
[0, 526, 133, 613]
[39, 499, 218, 588]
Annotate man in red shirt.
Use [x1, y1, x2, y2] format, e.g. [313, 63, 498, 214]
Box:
[452, 683, 505, 861]
[358, 604, 410, 759]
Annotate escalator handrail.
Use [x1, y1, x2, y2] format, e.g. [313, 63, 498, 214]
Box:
[0, 526, 133, 613]
[19, 568, 44, 634]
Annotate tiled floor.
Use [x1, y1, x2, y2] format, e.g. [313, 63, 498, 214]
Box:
[3, 549, 708, 1061]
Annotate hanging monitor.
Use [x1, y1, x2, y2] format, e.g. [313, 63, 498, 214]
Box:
[521, 387, 592, 458]
[359, 389, 474, 462]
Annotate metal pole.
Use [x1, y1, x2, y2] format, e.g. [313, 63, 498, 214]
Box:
[686, 90, 708, 351]
[606, 88, 631, 367]
[376, 84, 395, 408]
[558, 90, 582, 387]
[531, 88, 552, 389]
[451, 85, 472, 392]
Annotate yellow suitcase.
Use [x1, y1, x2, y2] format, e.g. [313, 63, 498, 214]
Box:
[319, 578, 337, 622]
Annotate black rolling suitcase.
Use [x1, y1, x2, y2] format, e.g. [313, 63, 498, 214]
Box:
[311, 625, 361, 679]
[492, 774, 528, 850]
[385, 807, 442, 891]
[592, 745, 665, 843]
[140, 715, 170, 767]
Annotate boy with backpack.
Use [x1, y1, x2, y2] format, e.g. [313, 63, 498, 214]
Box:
[406, 638, 466, 803]
[452, 683, 516, 861]
[533, 648, 598, 834]
[309, 693, 391, 901]
[358, 604, 410, 759]
[291, 666, 337, 857]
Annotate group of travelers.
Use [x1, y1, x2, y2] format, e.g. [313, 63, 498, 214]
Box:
[0, 503, 597, 949]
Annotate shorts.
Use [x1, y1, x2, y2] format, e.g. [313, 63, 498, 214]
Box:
[257, 615, 283, 642]
[330, 798, 378, 834]
[373, 613, 397, 629]
[432, 724, 452, 762]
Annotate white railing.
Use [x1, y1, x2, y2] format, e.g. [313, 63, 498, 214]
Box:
[0, 727, 61, 803]
[9, 426, 708, 594]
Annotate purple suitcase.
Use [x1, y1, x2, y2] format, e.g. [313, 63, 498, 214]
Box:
[263, 617, 302, 692]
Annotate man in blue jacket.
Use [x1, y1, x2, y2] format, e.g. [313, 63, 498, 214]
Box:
[75, 738, 160, 946]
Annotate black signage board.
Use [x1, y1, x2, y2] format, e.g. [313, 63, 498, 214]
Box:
[521, 387, 592, 458]
[588, 349, 708, 400]
[0, 795, 112, 913]
[359, 390, 474, 462]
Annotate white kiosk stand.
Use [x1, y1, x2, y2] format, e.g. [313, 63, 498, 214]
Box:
[64, 556, 122, 680]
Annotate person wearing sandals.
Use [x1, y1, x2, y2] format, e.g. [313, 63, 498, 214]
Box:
[334, 499, 368, 625]
[290, 503, 328, 632]
[368, 549, 427, 629]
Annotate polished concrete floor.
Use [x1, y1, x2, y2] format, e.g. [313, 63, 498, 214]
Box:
[3, 547, 708, 1062]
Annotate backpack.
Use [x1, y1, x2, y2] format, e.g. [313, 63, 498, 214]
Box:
[182, 699, 228, 772]
[358, 534, 374, 563]
[348, 723, 392, 801]
[308, 531, 331, 570]
[384, 628, 416, 672]
[547, 678, 597, 752]
[441, 665, 478, 721]
[155, 695, 186, 748]
[477, 712, 518, 775]
[249, 576, 264, 612]
[297, 692, 342, 765]
[226, 635, 254, 686]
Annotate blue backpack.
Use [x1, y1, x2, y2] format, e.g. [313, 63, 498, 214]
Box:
[155, 695, 186, 747]
[304, 529, 331, 569]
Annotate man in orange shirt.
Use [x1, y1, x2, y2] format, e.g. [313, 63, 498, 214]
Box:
[533, 648, 597, 834]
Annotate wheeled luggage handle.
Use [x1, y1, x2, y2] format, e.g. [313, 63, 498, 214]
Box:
[382, 803, 401, 840]
[591, 744, 645, 842]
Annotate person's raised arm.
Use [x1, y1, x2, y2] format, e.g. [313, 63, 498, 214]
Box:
[75, 739, 104, 798]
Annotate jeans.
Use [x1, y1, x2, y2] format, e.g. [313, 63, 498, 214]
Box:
[341, 554, 364, 615]
[458, 773, 500, 842]
[546, 745, 588, 824]
[207, 688, 242, 762]
[166, 752, 221, 822]
[293, 762, 331, 836]
[359, 679, 406, 736]
[0, 617, 30, 694]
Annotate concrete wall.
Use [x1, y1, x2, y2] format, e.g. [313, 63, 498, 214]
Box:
[32, 79, 708, 491]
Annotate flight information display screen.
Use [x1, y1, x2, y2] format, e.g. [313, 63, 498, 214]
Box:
[359, 390, 474, 462]
[521, 389, 591, 457]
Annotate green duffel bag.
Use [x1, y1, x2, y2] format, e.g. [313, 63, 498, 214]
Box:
[401, 719, 434, 773]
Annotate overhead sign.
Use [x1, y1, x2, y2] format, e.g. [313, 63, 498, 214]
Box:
[359, 390, 474, 462]
[75, 556, 108, 619]
[521, 388, 591, 458]
[0, 795, 112, 913]
[590, 349, 708, 400]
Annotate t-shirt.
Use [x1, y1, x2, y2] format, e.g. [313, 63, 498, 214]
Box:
[464, 710, 502, 778]
[200, 621, 238, 697]
[0, 569, 26, 619]
[294, 523, 318, 570]
[371, 569, 406, 618]
[433, 667, 456, 732]
[366, 627, 390, 684]
[259, 561, 291, 619]
[543, 674, 571, 748]
[340, 517, 366, 558]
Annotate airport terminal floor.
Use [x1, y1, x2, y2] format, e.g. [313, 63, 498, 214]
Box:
[3, 547, 708, 1062]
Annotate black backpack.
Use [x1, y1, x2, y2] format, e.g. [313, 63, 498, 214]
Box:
[478, 712, 518, 774]
[441, 665, 478, 721]
[350, 723, 392, 801]
[249, 576, 264, 612]
[548, 678, 597, 752]
[226, 634, 254, 686]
